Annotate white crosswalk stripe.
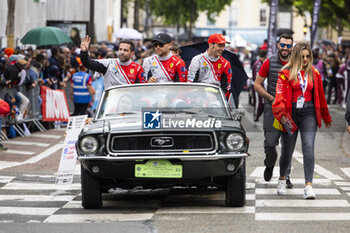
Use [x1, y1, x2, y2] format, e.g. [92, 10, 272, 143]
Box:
[0, 169, 350, 223]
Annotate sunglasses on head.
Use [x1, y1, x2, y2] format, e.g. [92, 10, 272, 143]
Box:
[302, 54, 311, 59]
[152, 42, 165, 48]
[280, 43, 292, 48]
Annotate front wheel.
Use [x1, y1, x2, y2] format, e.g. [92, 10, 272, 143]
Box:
[225, 159, 246, 207]
[81, 165, 102, 209]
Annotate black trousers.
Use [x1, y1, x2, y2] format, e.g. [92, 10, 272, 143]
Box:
[72, 103, 89, 116]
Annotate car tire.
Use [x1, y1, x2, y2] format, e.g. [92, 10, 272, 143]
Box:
[81, 165, 102, 209]
[225, 159, 246, 207]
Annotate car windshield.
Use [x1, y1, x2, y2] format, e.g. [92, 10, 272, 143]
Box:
[96, 84, 230, 119]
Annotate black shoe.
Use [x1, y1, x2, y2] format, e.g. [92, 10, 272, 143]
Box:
[286, 179, 293, 189]
[264, 166, 274, 181]
[0, 143, 8, 152]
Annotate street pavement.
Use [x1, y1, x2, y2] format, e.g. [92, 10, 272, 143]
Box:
[1, 92, 350, 232]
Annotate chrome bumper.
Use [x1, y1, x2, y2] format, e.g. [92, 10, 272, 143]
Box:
[78, 152, 249, 161]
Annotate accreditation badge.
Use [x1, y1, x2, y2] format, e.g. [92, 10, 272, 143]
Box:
[296, 96, 305, 109]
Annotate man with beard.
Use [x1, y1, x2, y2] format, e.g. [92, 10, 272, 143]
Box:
[187, 33, 232, 96]
[143, 33, 187, 83]
[80, 36, 145, 89]
[254, 33, 294, 188]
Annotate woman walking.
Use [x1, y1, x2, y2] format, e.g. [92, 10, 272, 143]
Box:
[272, 42, 332, 199]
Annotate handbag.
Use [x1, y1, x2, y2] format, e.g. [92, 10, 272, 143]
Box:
[0, 98, 10, 117]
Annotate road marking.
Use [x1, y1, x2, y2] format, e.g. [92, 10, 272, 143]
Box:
[156, 206, 255, 214]
[340, 168, 350, 178]
[0, 143, 63, 170]
[1, 182, 80, 190]
[256, 200, 350, 207]
[30, 134, 61, 139]
[24, 143, 63, 164]
[340, 187, 350, 192]
[256, 213, 350, 221]
[0, 162, 21, 170]
[250, 166, 280, 178]
[255, 188, 340, 195]
[3, 150, 35, 155]
[334, 181, 350, 186]
[0, 176, 16, 183]
[44, 213, 154, 223]
[3, 141, 49, 147]
[0, 207, 59, 215]
[0, 195, 75, 202]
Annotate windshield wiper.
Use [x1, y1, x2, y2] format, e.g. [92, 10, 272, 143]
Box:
[105, 111, 139, 116]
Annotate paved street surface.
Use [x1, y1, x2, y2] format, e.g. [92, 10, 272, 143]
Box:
[1, 92, 350, 232]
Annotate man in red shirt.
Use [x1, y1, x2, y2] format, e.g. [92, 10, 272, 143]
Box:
[80, 36, 145, 89]
[254, 33, 294, 187]
[187, 33, 232, 96]
[143, 33, 187, 83]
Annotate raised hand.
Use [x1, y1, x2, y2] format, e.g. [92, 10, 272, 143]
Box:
[80, 35, 91, 52]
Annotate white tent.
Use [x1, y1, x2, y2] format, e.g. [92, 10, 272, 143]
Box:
[114, 28, 143, 40]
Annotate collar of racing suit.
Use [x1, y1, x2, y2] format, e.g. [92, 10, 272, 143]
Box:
[117, 58, 132, 66]
[157, 52, 173, 61]
[204, 51, 220, 62]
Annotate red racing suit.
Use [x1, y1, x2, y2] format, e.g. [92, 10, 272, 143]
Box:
[80, 51, 145, 89]
[187, 51, 232, 95]
[142, 52, 187, 82]
[272, 67, 332, 134]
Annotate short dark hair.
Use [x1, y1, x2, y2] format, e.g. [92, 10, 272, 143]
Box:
[259, 49, 267, 58]
[170, 46, 181, 54]
[278, 33, 293, 44]
[119, 39, 135, 52]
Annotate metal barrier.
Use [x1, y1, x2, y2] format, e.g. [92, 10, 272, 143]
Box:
[0, 83, 73, 140]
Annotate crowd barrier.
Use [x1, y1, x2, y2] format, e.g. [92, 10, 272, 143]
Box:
[0, 83, 74, 141]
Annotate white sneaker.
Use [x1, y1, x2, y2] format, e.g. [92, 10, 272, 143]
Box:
[277, 179, 287, 195]
[303, 185, 316, 199]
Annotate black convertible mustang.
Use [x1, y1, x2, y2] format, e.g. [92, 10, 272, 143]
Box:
[76, 83, 249, 209]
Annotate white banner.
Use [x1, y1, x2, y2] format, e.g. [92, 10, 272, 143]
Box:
[56, 115, 87, 185]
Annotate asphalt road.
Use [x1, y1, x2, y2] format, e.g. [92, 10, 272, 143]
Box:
[1, 91, 350, 233]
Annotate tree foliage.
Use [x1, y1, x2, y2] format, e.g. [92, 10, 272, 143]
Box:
[148, 0, 233, 40]
[263, 0, 350, 34]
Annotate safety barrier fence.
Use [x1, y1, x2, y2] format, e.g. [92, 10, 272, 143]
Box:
[0, 84, 73, 141]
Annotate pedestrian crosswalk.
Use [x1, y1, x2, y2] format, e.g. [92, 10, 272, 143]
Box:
[1, 168, 350, 223]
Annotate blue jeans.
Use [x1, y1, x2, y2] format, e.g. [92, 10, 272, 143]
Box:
[279, 102, 317, 183]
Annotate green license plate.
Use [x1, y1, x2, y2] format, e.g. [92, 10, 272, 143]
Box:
[135, 159, 182, 178]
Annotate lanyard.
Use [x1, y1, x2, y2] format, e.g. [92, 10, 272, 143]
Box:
[297, 72, 308, 97]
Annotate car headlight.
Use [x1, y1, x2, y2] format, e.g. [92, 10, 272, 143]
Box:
[225, 133, 244, 151]
[80, 136, 99, 154]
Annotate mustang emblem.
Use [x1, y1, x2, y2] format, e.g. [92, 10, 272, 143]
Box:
[150, 137, 174, 147]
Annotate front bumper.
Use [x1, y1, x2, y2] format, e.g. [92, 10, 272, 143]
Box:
[78, 151, 249, 161]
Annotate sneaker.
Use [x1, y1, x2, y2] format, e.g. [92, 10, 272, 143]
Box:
[277, 179, 287, 195]
[264, 166, 274, 181]
[303, 185, 316, 199]
[286, 178, 294, 189]
[0, 143, 8, 152]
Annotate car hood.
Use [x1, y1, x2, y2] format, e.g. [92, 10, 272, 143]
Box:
[82, 114, 242, 135]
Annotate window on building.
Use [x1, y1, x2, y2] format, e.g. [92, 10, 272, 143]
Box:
[260, 9, 267, 26]
[229, 8, 238, 27]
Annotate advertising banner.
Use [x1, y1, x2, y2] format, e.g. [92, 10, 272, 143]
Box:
[40, 86, 70, 122]
[311, 0, 321, 48]
[56, 115, 87, 185]
[267, 0, 279, 57]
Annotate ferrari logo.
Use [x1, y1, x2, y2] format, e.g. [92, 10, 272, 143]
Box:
[115, 65, 118, 70]
[218, 64, 222, 69]
[203, 62, 207, 66]
[130, 69, 134, 74]
[170, 63, 174, 68]
[152, 62, 156, 66]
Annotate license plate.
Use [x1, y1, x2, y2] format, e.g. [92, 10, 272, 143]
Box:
[135, 160, 182, 178]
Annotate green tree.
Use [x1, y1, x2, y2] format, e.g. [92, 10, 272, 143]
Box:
[149, 0, 233, 41]
[263, 0, 350, 35]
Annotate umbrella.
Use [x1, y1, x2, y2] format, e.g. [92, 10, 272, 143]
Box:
[180, 42, 248, 107]
[114, 28, 143, 40]
[21, 26, 72, 47]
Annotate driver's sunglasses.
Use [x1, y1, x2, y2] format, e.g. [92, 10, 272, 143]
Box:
[280, 43, 292, 48]
[152, 42, 165, 48]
